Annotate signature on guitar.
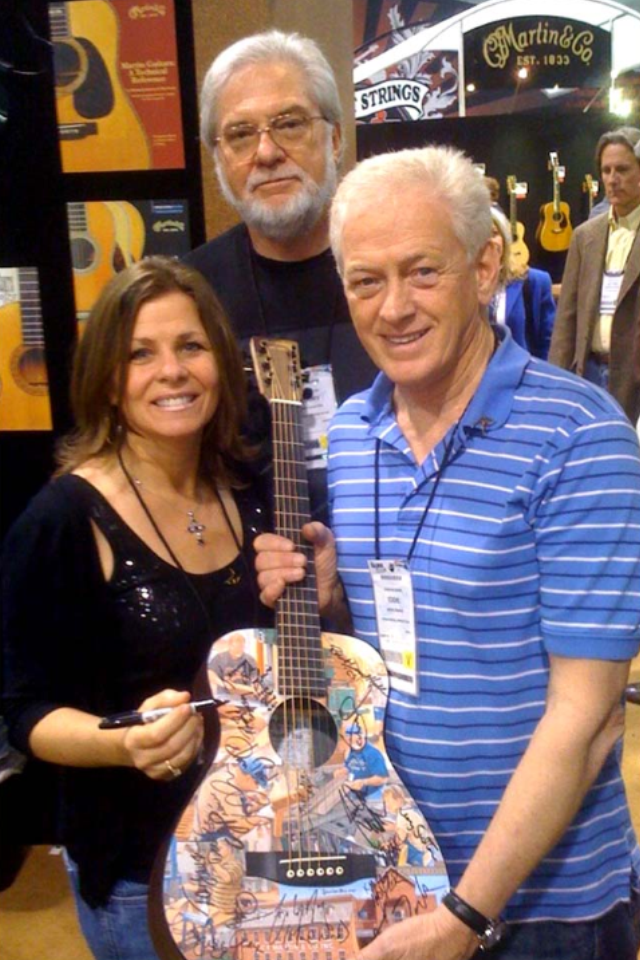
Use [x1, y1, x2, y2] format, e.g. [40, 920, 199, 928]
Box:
[151, 340, 449, 960]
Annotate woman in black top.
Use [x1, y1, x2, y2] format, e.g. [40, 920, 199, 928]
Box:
[1, 256, 272, 960]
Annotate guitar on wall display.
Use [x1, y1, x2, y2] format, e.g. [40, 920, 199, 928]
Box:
[0, 267, 52, 432]
[49, 0, 151, 172]
[151, 338, 449, 960]
[583, 174, 599, 219]
[506, 175, 530, 273]
[536, 152, 573, 252]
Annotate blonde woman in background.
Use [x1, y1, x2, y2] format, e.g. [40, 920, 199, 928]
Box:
[488, 206, 556, 360]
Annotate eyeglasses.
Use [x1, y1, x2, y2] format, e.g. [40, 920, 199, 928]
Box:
[214, 112, 327, 160]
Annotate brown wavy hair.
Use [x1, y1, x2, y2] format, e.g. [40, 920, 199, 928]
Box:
[56, 256, 252, 485]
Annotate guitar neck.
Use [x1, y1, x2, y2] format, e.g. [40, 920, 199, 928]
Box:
[509, 192, 517, 238]
[48, 2, 70, 39]
[17, 268, 45, 346]
[67, 202, 89, 235]
[271, 397, 326, 697]
[553, 166, 561, 214]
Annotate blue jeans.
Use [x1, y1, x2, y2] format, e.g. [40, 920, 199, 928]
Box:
[475, 896, 640, 960]
[64, 854, 161, 960]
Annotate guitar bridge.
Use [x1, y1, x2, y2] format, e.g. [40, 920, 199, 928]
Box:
[245, 852, 377, 887]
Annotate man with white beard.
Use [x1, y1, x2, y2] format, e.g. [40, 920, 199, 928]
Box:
[185, 31, 376, 517]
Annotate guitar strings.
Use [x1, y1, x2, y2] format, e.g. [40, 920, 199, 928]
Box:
[275, 395, 315, 867]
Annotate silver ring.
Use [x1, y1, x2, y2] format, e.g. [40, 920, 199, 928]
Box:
[165, 759, 182, 779]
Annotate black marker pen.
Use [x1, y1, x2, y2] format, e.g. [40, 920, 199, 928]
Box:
[98, 698, 220, 729]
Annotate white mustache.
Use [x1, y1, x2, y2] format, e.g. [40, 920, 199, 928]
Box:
[247, 166, 304, 193]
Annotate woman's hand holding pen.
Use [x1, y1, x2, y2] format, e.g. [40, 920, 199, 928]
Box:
[121, 689, 204, 782]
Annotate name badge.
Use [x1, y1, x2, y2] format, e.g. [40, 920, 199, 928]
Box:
[368, 559, 418, 697]
[599, 271, 623, 315]
[301, 365, 337, 471]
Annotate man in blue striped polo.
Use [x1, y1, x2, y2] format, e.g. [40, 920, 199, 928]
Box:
[255, 145, 640, 959]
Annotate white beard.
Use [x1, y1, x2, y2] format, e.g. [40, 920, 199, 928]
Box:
[215, 137, 338, 243]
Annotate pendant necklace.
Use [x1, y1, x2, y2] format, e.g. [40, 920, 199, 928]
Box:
[116, 448, 253, 635]
[118, 452, 210, 548]
[131, 476, 208, 547]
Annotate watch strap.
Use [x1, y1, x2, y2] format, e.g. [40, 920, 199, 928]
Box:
[442, 890, 491, 935]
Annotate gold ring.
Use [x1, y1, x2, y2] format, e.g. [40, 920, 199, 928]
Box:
[165, 759, 182, 779]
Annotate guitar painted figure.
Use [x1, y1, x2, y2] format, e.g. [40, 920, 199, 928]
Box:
[536, 152, 573, 253]
[49, 0, 150, 172]
[152, 340, 449, 960]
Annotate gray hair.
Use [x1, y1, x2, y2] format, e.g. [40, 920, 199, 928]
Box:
[330, 145, 492, 273]
[200, 30, 342, 154]
[595, 126, 640, 170]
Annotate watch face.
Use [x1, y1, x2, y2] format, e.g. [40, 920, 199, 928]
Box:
[479, 919, 506, 951]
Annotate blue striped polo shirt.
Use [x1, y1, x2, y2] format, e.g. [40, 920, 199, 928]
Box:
[327, 328, 640, 923]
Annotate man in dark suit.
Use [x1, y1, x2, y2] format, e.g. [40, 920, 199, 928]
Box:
[549, 127, 640, 423]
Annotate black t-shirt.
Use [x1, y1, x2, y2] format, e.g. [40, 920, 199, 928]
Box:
[185, 225, 378, 521]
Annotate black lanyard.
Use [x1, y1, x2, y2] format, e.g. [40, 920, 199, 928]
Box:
[373, 428, 458, 564]
[246, 232, 341, 368]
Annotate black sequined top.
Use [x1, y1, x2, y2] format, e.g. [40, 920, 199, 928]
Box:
[1, 473, 273, 905]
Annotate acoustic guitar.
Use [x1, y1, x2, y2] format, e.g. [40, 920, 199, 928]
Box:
[49, 0, 151, 172]
[536, 152, 573, 252]
[506, 175, 529, 273]
[0, 267, 52, 431]
[151, 339, 449, 960]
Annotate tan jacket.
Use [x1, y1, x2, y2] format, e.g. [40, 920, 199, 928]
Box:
[549, 210, 640, 423]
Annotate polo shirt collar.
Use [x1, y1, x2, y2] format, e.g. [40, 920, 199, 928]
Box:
[360, 325, 530, 448]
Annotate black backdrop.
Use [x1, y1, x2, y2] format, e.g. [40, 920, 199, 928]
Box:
[357, 108, 616, 283]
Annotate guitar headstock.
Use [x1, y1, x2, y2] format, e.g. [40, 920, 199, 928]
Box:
[506, 175, 516, 196]
[548, 151, 559, 171]
[250, 337, 303, 404]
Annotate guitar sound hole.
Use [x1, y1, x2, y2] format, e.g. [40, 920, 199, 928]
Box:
[269, 698, 338, 769]
[71, 237, 97, 271]
[11, 347, 48, 395]
[53, 41, 82, 89]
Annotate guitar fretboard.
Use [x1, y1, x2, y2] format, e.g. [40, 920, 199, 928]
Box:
[17, 268, 45, 346]
[48, 3, 70, 39]
[271, 398, 327, 699]
[67, 202, 89, 234]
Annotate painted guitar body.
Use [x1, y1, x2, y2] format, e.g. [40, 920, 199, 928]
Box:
[158, 626, 449, 960]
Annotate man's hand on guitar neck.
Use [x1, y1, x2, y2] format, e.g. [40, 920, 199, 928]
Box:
[356, 906, 478, 960]
[254, 522, 352, 630]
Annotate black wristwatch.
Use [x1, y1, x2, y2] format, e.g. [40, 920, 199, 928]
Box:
[442, 890, 505, 951]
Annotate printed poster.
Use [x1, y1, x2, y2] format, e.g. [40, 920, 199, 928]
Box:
[0, 267, 52, 432]
[67, 199, 191, 323]
[50, 0, 185, 172]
